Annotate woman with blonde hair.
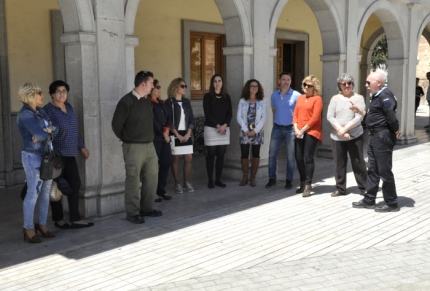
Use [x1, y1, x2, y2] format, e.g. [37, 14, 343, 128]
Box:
[293, 75, 323, 197]
[17, 83, 58, 243]
[165, 78, 195, 193]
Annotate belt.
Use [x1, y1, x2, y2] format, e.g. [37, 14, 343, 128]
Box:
[368, 126, 388, 135]
[275, 123, 293, 128]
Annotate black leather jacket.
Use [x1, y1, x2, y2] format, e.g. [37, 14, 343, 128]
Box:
[165, 97, 195, 131]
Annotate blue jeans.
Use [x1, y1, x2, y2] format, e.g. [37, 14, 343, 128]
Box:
[268, 124, 295, 181]
[22, 152, 52, 229]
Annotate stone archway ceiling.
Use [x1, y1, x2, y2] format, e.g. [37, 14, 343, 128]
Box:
[302, 0, 344, 54]
[214, 0, 252, 46]
[357, 2, 405, 60]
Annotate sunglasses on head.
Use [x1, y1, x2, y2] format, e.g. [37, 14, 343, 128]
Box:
[137, 70, 152, 77]
[340, 82, 353, 86]
[303, 83, 314, 88]
[180, 84, 187, 89]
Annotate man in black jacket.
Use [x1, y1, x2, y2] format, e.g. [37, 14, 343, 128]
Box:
[350, 69, 401, 212]
[112, 71, 162, 224]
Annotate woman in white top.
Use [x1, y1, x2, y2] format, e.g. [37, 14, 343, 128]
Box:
[327, 73, 367, 197]
[165, 78, 195, 194]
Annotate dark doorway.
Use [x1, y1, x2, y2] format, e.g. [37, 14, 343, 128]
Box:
[276, 40, 305, 92]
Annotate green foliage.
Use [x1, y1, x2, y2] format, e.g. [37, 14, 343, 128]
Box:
[371, 36, 388, 70]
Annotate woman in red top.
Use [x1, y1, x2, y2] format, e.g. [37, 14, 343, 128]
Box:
[293, 75, 323, 197]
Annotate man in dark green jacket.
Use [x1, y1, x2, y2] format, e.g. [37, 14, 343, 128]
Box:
[112, 71, 162, 224]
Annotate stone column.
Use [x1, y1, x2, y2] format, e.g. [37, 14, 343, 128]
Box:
[386, 58, 416, 144]
[60, 32, 100, 216]
[317, 54, 345, 158]
[222, 46, 253, 179]
[126, 36, 139, 89]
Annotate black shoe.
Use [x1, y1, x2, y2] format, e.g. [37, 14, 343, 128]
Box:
[71, 222, 94, 229]
[265, 179, 276, 188]
[215, 181, 226, 188]
[140, 209, 163, 217]
[208, 180, 215, 189]
[54, 222, 71, 229]
[352, 199, 375, 209]
[127, 214, 145, 224]
[425, 125, 429, 128]
[155, 196, 162, 202]
[159, 194, 172, 200]
[285, 180, 292, 189]
[375, 204, 399, 212]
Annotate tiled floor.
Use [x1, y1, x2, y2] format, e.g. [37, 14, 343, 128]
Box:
[1, 106, 430, 291]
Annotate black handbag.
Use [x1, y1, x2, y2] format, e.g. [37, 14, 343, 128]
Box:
[40, 136, 63, 180]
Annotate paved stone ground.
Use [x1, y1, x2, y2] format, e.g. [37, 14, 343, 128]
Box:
[1, 106, 430, 291]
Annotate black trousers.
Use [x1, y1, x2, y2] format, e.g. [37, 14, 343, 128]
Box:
[206, 145, 227, 182]
[295, 133, 319, 184]
[363, 130, 398, 206]
[50, 156, 82, 222]
[153, 141, 172, 195]
[240, 144, 261, 158]
[331, 135, 367, 192]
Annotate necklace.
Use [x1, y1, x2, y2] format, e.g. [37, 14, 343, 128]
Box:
[216, 95, 221, 99]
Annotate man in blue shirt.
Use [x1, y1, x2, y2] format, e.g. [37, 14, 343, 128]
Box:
[266, 72, 301, 189]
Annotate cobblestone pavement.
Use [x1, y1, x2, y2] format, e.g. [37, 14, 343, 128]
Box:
[1, 107, 430, 291]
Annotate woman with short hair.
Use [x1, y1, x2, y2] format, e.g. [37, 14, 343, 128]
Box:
[17, 83, 57, 242]
[327, 73, 367, 196]
[165, 78, 195, 193]
[236, 79, 266, 186]
[44, 80, 94, 229]
[293, 75, 323, 197]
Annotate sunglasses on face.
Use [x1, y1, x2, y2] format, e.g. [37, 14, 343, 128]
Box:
[180, 84, 187, 89]
[35, 91, 43, 95]
[303, 83, 314, 88]
[365, 80, 375, 85]
[55, 90, 67, 94]
[155, 85, 161, 90]
[340, 82, 353, 86]
[250, 85, 258, 88]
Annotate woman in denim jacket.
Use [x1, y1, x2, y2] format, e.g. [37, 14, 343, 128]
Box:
[17, 83, 58, 243]
[165, 78, 195, 193]
[236, 79, 267, 186]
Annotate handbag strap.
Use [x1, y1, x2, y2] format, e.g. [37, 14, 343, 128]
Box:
[44, 135, 52, 153]
[171, 101, 175, 130]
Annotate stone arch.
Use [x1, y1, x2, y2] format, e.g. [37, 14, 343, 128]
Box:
[357, 1, 406, 60]
[417, 14, 430, 44]
[302, 0, 345, 54]
[57, 0, 95, 33]
[124, 0, 140, 36]
[214, 0, 252, 46]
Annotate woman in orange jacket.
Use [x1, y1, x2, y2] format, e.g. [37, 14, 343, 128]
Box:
[293, 75, 323, 197]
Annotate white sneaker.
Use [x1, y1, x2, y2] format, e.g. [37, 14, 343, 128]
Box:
[183, 182, 194, 192]
[174, 183, 183, 194]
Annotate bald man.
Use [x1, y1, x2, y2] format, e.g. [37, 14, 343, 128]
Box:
[350, 69, 401, 212]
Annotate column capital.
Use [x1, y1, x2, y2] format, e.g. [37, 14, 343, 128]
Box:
[125, 36, 139, 47]
[60, 32, 96, 45]
[320, 54, 346, 62]
[223, 46, 253, 56]
[386, 58, 408, 66]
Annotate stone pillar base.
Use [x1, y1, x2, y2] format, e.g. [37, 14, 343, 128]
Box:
[396, 134, 417, 145]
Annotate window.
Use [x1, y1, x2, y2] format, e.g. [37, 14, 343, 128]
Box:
[190, 32, 224, 99]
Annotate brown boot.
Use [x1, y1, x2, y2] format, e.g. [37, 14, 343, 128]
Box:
[303, 184, 312, 197]
[250, 157, 260, 187]
[296, 182, 305, 194]
[239, 158, 249, 186]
